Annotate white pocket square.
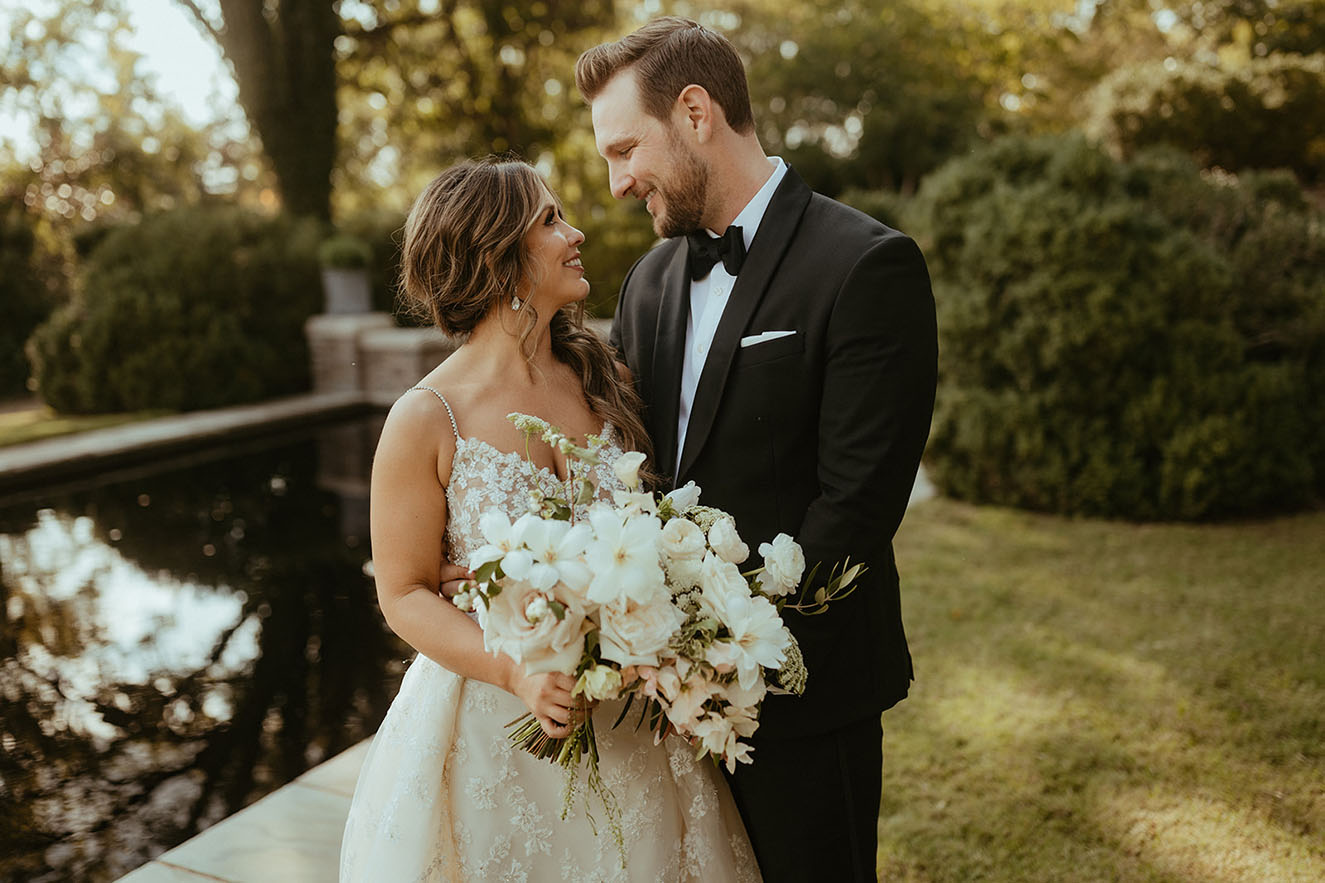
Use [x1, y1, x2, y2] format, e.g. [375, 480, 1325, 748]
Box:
[739, 330, 796, 348]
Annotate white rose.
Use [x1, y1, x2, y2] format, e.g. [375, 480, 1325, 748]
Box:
[698, 554, 751, 619]
[707, 516, 749, 565]
[611, 450, 648, 490]
[659, 517, 705, 561]
[478, 579, 590, 676]
[663, 481, 701, 513]
[757, 533, 805, 596]
[598, 595, 684, 667]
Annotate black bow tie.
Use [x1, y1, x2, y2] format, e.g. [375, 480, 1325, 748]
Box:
[686, 225, 746, 281]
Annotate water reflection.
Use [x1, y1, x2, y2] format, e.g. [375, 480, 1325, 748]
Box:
[0, 414, 406, 882]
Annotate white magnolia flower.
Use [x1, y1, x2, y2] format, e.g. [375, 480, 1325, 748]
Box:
[659, 517, 706, 561]
[663, 481, 701, 513]
[469, 511, 541, 571]
[574, 664, 623, 702]
[478, 579, 590, 676]
[598, 595, 685, 667]
[584, 509, 666, 605]
[708, 516, 750, 565]
[701, 574, 791, 690]
[519, 518, 592, 596]
[611, 450, 648, 490]
[757, 533, 805, 596]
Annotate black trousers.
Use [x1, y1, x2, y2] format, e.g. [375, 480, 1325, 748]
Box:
[725, 715, 883, 882]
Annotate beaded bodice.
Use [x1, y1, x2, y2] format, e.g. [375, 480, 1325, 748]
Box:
[408, 386, 629, 568]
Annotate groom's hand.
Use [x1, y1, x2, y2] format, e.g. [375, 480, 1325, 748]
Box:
[438, 562, 474, 599]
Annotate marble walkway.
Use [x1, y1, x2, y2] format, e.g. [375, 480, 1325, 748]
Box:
[116, 740, 371, 882]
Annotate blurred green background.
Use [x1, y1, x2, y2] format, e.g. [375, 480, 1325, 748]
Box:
[3, 0, 1323, 519]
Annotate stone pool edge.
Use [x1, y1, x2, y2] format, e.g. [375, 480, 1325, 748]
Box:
[0, 391, 371, 497]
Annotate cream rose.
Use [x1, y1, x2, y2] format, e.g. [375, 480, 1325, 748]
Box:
[757, 533, 805, 596]
[598, 594, 684, 667]
[660, 517, 706, 561]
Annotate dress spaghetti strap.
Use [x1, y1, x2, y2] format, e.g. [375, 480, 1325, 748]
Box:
[408, 385, 461, 440]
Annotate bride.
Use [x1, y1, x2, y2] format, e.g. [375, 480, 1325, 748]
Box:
[339, 158, 760, 882]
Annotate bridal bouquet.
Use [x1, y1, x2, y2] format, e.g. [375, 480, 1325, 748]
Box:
[452, 413, 862, 845]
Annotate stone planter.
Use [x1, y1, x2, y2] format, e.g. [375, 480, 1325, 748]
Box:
[304, 312, 394, 394]
[320, 267, 373, 314]
[360, 326, 459, 407]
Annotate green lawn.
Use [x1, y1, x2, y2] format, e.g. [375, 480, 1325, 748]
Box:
[0, 406, 172, 448]
[881, 497, 1324, 882]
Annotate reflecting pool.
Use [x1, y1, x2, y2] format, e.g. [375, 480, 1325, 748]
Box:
[0, 414, 408, 881]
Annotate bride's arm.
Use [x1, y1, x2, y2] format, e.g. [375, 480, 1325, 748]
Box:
[370, 395, 576, 737]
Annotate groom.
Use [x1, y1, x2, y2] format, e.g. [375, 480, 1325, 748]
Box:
[576, 18, 937, 881]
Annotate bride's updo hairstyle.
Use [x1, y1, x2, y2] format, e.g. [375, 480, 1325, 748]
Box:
[399, 157, 656, 474]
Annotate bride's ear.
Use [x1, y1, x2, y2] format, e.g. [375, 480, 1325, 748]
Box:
[675, 84, 715, 144]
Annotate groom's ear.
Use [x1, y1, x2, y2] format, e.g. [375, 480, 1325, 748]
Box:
[675, 84, 716, 144]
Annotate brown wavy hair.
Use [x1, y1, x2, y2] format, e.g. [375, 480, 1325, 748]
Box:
[398, 158, 656, 472]
[575, 16, 754, 135]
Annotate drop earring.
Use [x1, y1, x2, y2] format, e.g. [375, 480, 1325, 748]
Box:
[511, 295, 522, 311]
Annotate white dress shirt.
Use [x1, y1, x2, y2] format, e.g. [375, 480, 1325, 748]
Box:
[675, 156, 789, 476]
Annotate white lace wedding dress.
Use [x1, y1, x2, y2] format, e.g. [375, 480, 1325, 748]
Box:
[340, 388, 760, 882]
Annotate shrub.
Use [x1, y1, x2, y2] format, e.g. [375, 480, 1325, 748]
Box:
[1086, 54, 1325, 184]
[0, 208, 57, 397]
[28, 204, 322, 413]
[909, 134, 1325, 520]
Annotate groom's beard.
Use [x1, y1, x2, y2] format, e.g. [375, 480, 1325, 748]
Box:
[653, 134, 709, 239]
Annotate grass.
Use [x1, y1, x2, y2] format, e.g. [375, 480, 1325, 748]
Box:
[880, 497, 1324, 882]
[0, 406, 173, 447]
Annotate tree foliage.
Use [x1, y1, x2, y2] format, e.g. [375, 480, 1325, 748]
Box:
[0, 0, 266, 228]
[1087, 53, 1325, 183]
[706, 0, 992, 195]
[331, 0, 650, 315]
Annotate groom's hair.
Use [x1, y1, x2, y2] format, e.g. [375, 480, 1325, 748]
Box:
[575, 16, 754, 135]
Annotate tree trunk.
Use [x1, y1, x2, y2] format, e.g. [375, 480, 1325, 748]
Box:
[183, 0, 339, 221]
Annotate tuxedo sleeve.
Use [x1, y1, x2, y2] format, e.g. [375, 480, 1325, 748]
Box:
[796, 233, 937, 574]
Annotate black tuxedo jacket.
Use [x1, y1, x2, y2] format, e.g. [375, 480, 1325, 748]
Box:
[610, 167, 937, 737]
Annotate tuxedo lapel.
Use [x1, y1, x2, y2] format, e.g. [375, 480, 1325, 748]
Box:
[676, 169, 813, 482]
[649, 243, 690, 483]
